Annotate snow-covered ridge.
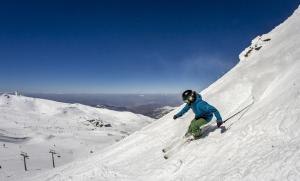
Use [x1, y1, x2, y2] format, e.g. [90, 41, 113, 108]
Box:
[24, 5, 300, 181]
[0, 94, 153, 180]
[239, 35, 271, 61]
[239, 6, 300, 62]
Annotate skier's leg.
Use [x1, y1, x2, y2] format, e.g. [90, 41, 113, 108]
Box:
[185, 119, 196, 137]
[190, 118, 208, 139]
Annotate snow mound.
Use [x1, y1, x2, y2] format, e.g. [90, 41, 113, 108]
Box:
[26, 5, 300, 181]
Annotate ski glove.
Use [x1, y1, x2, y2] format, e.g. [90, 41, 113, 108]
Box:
[173, 115, 178, 120]
[217, 121, 223, 128]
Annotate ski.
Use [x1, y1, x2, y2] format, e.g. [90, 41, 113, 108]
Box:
[163, 125, 220, 159]
[163, 136, 194, 159]
[162, 137, 182, 153]
[162, 121, 214, 158]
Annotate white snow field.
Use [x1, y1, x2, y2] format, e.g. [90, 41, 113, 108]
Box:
[12, 5, 300, 181]
[0, 94, 153, 180]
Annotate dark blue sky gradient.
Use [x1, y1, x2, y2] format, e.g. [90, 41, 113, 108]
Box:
[0, 0, 299, 93]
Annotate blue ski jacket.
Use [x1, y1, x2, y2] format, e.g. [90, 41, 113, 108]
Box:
[175, 94, 222, 122]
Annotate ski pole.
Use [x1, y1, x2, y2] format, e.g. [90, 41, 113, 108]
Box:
[223, 101, 254, 123]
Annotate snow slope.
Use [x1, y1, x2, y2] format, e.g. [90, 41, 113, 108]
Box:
[0, 94, 153, 180]
[26, 5, 300, 181]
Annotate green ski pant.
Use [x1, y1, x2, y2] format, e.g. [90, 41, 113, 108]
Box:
[187, 118, 208, 138]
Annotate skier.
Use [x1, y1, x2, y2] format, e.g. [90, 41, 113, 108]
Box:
[173, 90, 223, 139]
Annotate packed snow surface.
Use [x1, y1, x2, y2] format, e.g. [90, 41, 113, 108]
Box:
[0, 94, 153, 180]
[7, 5, 300, 181]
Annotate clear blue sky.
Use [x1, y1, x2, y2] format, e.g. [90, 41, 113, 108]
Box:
[0, 0, 299, 94]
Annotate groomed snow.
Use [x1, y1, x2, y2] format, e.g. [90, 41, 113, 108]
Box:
[9, 5, 300, 181]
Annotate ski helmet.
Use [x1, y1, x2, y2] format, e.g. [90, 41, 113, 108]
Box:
[182, 90, 196, 103]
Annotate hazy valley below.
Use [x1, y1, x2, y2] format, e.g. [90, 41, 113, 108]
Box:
[24, 93, 182, 119]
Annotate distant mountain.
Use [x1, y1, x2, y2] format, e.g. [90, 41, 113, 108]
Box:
[94, 104, 130, 112]
[94, 104, 175, 119]
[151, 106, 176, 119]
[25, 93, 181, 119]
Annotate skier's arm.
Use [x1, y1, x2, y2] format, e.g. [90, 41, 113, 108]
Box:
[207, 105, 222, 122]
[175, 104, 190, 118]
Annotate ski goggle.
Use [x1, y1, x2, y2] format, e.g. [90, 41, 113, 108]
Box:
[184, 99, 190, 103]
[183, 95, 194, 103]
